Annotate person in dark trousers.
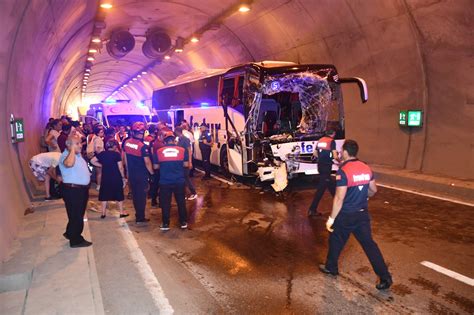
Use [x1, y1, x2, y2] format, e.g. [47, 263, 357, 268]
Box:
[198, 123, 213, 180]
[91, 140, 128, 219]
[59, 135, 92, 248]
[153, 131, 189, 231]
[319, 140, 393, 291]
[122, 122, 155, 225]
[175, 126, 197, 200]
[308, 130, 339, 216]
[150, 126, 164, 208]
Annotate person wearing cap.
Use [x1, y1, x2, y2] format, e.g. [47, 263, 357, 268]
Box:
[153, 131, 189, 231]
[198, 123, 213, 180]
[319, 140, 392, 291]
[308, 130, 339, 216]
[122, 122, 154, 225]
[91, 139, 128, 219]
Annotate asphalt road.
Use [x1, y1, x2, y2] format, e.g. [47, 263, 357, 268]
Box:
[88, 174, 474, 314]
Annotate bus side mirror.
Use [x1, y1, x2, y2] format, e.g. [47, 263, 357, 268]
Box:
[339, 77, 368, 103]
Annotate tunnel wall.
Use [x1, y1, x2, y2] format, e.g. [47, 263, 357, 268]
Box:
[0, 0, 96, 260]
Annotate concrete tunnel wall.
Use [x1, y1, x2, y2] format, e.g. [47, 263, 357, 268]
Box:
[0, 0, 472, 260]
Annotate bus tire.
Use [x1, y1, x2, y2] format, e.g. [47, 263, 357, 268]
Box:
[220, 146, 230, 177]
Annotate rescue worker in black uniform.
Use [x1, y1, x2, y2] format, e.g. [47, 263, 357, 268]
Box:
[153, 131, 189, 231]
[198, 123, 213, 180]
[308, 130, 338, 216]
[319, 140, 393, 291]
[122, 122, 154, 224]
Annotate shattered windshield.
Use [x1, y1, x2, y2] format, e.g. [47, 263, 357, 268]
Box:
[246, 70, 333, 137]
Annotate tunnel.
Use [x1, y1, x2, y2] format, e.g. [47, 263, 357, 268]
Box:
[0, 1, 473, 313]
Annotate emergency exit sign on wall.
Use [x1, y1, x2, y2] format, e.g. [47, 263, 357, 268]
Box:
[407, 110, 423, 127]
[11, 118, 25, 143]
[399, 111, 407, 126]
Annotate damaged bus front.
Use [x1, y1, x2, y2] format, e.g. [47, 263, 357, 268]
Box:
[221, 62, 367, 191]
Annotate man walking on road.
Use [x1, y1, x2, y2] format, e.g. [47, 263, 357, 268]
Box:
[319, 140, 392, 290]
[59, 135, 92, 248]
[198, 123, 213, 180]
[308, 130, 338, 216]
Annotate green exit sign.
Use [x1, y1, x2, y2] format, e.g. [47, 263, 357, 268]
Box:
[407, 110, 423, 127]
[399, 111, 407, 126]
[11, 118, 25, 143]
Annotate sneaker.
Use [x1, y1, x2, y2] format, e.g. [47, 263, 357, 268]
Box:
[187, 194, 197, 200]
[63, 232, 69, 240]
[119, 213, 130, 218]
[136, 218, 150, 225]
[376, 278, 393, 291]
[160, 224, 170, 231]
[319, 264, 339, 277]
[44, 196, 54, 201]
[180, 222, 188, 229]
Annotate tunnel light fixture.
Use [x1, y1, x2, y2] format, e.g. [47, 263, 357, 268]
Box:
[164, 55, 171, 60]
[141, 71, 147, 74]
[100, 1, 113, 9]
[85, 68, 91, 72]
[123, 84, 128, 87]
[190, 35, 200, 43]
[87, 56, 95, 61]
[238, 1, 251, 12]
[174, 37, 185, 53]
[137, 74, 142, 78]
[92, 37, 101, 43]
[88, 48, 98, 53]
[132, 78, 138, 81]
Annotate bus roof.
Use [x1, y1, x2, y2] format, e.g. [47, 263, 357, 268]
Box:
[156, 61, 338, 92]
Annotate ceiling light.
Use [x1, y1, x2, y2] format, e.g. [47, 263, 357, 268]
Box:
[133, 78, 138, 81]
[85, 68, 91, 72]
[100, 1, 113, 9]
[87, 56, 95, 61]
[238, 1, 251, 12]
[164, 55, 171, 60]
[123, 84, 128, 87]
[190, 36, 200, 43]
[88, 48, 97, 53]
[141, 71, 147, 74]
[174, 37, 184, 53]
[84, 73, 90, 76]
[137, 74, 141, 78]
[92, 37, 101, 43]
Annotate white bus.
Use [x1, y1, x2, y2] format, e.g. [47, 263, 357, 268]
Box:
[152, 61, 367, 189]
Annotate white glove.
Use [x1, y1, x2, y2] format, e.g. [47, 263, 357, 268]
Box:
[326, 216, 335, 233]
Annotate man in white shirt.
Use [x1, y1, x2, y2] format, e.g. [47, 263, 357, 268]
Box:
[29, 152, 62, 200]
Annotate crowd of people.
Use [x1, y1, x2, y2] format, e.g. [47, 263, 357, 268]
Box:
[29, 115, 392, 290]
[30, 116, 208, 245]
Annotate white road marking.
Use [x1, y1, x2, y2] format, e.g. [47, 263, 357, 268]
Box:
[194, 168, 235, 185]
[377, 183, 473, 207]
[421, 261, 474, 286]
[118, 219, 174, 314]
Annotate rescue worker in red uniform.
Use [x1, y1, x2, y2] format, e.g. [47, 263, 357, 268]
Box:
[319, 140, 393, 291]
[308, 130, 338, 216]
[153, 132, 189, 231]
[122, 122, 154, 224]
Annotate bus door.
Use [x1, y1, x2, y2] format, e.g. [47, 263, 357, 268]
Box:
[219, 72, 245, 176]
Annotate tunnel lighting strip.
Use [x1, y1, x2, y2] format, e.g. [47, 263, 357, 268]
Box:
[421, 261, 474, 286]
[102, 0, 253, 101]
